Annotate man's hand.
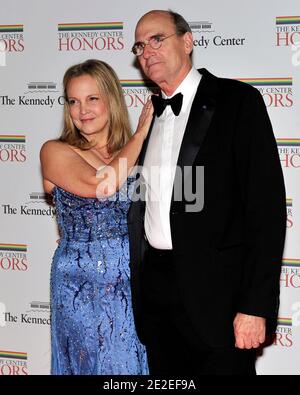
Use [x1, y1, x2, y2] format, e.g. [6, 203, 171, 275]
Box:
[233, 312, 266, 349]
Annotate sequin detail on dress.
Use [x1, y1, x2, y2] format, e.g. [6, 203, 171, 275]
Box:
[50, 178, 148, 375]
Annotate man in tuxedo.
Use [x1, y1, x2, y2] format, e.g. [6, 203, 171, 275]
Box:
[128, 9, 286, 375]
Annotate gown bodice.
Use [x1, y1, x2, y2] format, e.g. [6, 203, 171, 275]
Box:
[53, 177, 135, 243]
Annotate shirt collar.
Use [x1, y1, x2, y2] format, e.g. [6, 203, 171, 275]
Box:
[162, 67, 201, 113]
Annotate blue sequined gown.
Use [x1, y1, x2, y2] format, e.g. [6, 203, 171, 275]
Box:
[50, 178, 148, 375]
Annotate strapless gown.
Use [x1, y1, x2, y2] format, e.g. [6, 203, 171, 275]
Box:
[50, 178, 148, 375]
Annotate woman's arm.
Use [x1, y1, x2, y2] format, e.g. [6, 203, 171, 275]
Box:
[40, 100, 153, 198]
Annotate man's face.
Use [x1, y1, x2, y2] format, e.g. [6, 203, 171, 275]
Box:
[134, 12, 192, 91]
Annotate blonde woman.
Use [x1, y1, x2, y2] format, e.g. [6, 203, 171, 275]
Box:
[40, 59, 153, 375]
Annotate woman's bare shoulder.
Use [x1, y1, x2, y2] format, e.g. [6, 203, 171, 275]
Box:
[41, 139, 68, 152]
[40, 140, 76, 159]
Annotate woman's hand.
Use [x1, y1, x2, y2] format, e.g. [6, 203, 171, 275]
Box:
[135, 98, 154, 140]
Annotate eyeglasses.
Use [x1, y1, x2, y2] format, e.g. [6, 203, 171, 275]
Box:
[131, 33, 177, 57]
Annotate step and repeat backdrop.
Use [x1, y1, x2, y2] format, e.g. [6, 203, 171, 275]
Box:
[0, 0, 299, 375]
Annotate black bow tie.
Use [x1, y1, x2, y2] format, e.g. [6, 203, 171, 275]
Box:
[151, 92, 183, 117]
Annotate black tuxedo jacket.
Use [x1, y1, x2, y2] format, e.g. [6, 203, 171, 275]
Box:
[127, 68, 286, 347]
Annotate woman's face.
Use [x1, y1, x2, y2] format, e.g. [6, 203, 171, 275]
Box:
[67, 74, 109, 142]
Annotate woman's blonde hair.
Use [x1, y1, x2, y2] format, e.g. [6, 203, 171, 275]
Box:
[59, 59, 131, 153]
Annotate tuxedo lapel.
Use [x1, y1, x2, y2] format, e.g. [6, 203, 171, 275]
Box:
[176, 68, 218, 170]
[138, 117, 155, 166]
[134, 69, 218, 209]
[171, 68, 218, 209]
[140, 69, 218, 169]
[129, 115, 155, 209]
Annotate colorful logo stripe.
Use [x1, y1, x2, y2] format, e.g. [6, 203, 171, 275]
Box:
[0, 243, 27, 252]
[282, 259, 300, 267]
[286, 199, 292, 207]
[237, 78, 292, 86]
[0, 24, 23, 33]
[0, 351, 27, 360]
[276, 16, 300, 25]
[58, 22, 123, 31]
[120, 79, 157, 88]
[276, 139, 300, 146]
[0, 135, 26, 143]
[277, 318, 292, 326]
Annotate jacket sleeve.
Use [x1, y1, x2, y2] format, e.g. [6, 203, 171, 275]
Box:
[233, 85, 286, 325]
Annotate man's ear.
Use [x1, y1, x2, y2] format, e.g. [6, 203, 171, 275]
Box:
[183, 32, 193, 55]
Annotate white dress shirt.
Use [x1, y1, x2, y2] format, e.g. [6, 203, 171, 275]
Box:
[143, 67, 201, 249]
